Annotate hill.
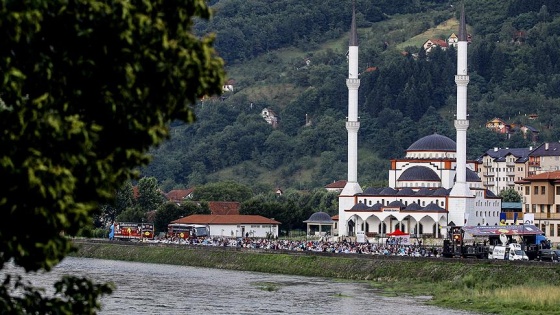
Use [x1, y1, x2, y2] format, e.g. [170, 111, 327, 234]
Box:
[141, 0, 560, 193]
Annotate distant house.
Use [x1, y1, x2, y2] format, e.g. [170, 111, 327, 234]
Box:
[261, 108, 279, 128]
[171, 214, 280, 238]
[422, 39, 448, 53]
[520, 125, 539, 142]
[485, 118, 510, 134]
[165, 188, 195, 205]
[222, 79, 235, 93]
[325, 180, 347, 193]
[447, 33, 458, 47]
[512, 30, 526, 44]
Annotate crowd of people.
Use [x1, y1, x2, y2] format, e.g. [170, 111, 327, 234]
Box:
[144, 235, 444, 257]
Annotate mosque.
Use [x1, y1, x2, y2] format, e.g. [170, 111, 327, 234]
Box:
[336, 4, 501, 239]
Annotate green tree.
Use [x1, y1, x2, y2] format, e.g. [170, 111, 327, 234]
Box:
[0, 0, 224, 313]
[192, 181, 253, 202]
[499, 188, 522, 202]
[137, 177, 164, 212]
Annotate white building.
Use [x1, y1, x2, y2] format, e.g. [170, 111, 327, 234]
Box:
[172, 214, 280, 238]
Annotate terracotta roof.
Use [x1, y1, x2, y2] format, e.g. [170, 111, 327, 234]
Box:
[325, 180, 347, 189]
[165, 188, 194, 202]
[525, 170, 560, 181]
[208, 201, 240, 215]
[172, 214, 280, 225]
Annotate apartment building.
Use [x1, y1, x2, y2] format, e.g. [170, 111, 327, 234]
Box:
[517, 170, 560, 243]
[528, 142, 560, 176]
[476, 147, 532, 196]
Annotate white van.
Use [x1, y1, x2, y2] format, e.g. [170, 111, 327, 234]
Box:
[488, 234, 528, 261]
[489, 243, 529, 261]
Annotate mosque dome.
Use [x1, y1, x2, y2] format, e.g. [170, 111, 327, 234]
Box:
[407, 133, 456, 152]
[398, 166, 440, 181]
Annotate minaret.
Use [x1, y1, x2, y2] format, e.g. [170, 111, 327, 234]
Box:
[449, 4, 473, 227]
[341, 1, 362, 197]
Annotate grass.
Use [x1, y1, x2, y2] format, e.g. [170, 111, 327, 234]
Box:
[253, 282, 279, 292]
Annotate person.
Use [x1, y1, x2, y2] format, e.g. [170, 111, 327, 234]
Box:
[109, 222, 115, 240]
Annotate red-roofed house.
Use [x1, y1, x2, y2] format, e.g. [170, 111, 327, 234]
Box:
[422, 39, 448, 53]
[516, 170, 560, 243]
[171, 214, 280, 238]
[165, 188, 195, 204]
[208, 201, 240, 215]
[325, 180, 347, 193]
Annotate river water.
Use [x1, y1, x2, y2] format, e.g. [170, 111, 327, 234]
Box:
[3, 257, 481, 315]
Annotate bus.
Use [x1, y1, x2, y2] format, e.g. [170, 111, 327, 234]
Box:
[114, 222, 155, 240]
[167, 223, 209, 240]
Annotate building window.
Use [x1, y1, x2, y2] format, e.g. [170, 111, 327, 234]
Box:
[534, 186, 539, 194]
[550, 224, 555, 237]
[525, 204, 529, 212]
[557, 205, 560, 213]
[532, 204, 537, 213]
[526, 186, 530, 195]
[542, 186, 546, 195]
[556, 186, 560, 195]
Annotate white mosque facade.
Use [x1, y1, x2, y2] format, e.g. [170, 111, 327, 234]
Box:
[337, 5, 501, 239]
[339, 133, 501, 239]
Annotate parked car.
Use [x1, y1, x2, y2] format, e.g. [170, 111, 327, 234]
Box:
[536, 249, 559, 262]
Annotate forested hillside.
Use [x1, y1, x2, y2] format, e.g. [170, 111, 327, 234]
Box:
[142, 0, 560, 193]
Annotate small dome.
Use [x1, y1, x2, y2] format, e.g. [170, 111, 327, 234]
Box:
[404, 202, 422, 211]
[398, 166, 440, 181]
[303, 211, 334, 223]
[370, 202, 383, 210]
[396, 187, 415, 196]
[407, 133, 456, 152]
[432, 187, 449, 196]
[388, 200, 405, 208]
[415, 187, 434, 196]
[379, 187, 398, 195]
[423, 202, 446, 212]
[363, 187, 383, 195]
[349, 202, 369, 211]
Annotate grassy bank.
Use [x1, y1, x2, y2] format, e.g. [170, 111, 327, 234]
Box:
[71, 240, 560, 315]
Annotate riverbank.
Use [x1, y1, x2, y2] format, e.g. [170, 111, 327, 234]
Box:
[71, 240, 560, 315]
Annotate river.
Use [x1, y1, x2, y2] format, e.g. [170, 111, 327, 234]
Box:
[3, 257, 481, 315]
